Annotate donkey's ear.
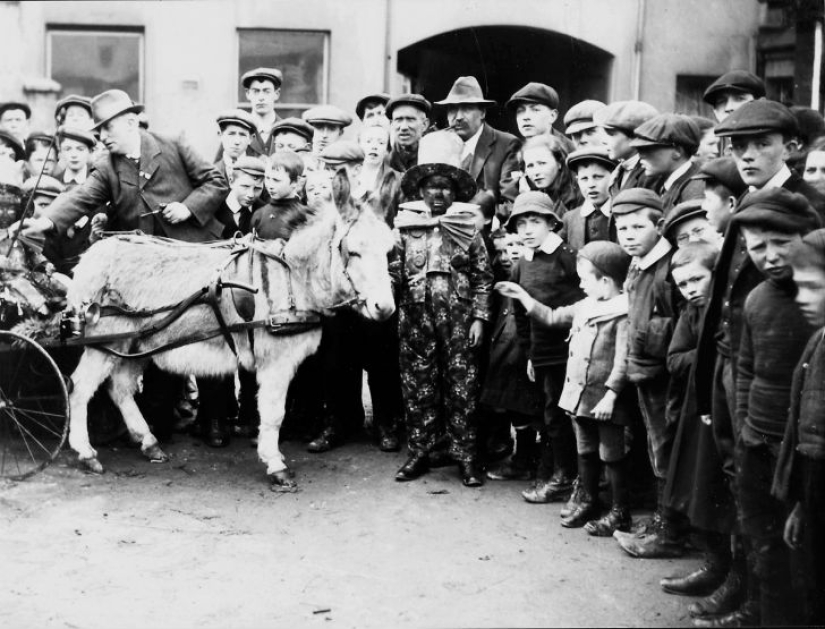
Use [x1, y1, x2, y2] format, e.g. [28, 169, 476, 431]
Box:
[332, 168, 351, 212]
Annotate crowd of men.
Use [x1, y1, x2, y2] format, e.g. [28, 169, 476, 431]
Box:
[2, 65, 825, 627]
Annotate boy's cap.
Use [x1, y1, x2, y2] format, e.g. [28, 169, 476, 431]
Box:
[566, 146, 617, 172]
[702, 70, 766, 105]
[385, 94, 432, 118]
[54, 94, 92, 119]
[27, 131, 54, 145]
[611, 188, 664, 215]
[302, 105, 353, 128]
[578, 240, 632, 284]
[216, 109, 257, 134]
[563, 100, 606, 135]
[714, 100, 798, 138]
[22, 175, 64, 198]
[355, 93, 390, 120]
[630, 113, 701, 154]
[505, 191, 562, 232]
[0, 101, 31, 119]
[57, 126, 97, 149]
[233, 155, 266, 179]
[272, 117, 315, 142]
[592, 100, 659, 134]
[733, 188, 820, 234]
[661, 199, 706, 239]
[241, 67, 283, 89]
[505, 83, 560, 111]
[692, 157, 747, 197]
[0, 129, 25, 161]
[798, 228, 825, 260]
[318, 140, 365, 165]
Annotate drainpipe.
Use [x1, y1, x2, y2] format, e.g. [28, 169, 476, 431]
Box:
[813, 2, 824, 111]
[383, 0, 393, 92]
[632, 0, 646, 101]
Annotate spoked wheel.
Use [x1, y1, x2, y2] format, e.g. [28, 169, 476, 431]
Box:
[0, 331, 70, 480]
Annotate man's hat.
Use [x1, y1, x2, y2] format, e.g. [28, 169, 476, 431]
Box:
[578, 240, 632, 284]
[505, 191, 563, 232]
[57, 126, 97, 150]
[611, 187, 664, 215]
[22, 175, 64, 199]
[385, 94, 432, 119]
[302, 105, 353, 129]
[26, 131, 54, 146]
[0, 101, 31, 120]
[702, 70, 766, 105]
[566, 146, 617, 172]
[400, 130, 477, 202]
[272, 117, 315, 143]
[732, 188, 820, 234]
[436, 76, 496, 107]
[216, 109, 257, 134]
[691, 157, 747, 197]
[661, 199, 707, 240]
[55, 94, 92, 120]
[505, 83, 560, 111]
[355, 93, 391, 120]
[564, 100, 606, 135]
[233, 155, 266, 179]
[630, 113, 702, 154]
[714, 100, 798, 138]
[0, 129, 25, 161]
[90, 89, 144, 130]
[593, 100, 659, 134]
[319, 140, 365, 166]
[241, 67, 283, 89]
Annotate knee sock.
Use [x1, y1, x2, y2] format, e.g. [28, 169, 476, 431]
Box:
[606, 457, 629, 509]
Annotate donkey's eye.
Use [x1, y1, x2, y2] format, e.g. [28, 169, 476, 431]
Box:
[348, 251, 361, 258]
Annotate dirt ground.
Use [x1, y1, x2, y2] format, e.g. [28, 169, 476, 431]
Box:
[0, 424, 708, 629]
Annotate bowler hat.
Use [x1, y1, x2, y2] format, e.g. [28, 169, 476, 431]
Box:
[631, 113, 701, 155]
[400, 131, 477, 202]
[22, 175, 64, 199]
[714, 100, 798, 138]
[90, 89, 144, 130]
[272, 117, 315, 143]
[0, 101, 31, 120]
[436, 76, 496, 107]
[0, 129, 25, 161]
[505, 191, 563, 232]
[566, 146, 617, 172]
[505, 83, 559, 111]
[732, 188, 820, 234]
[54, 94, 92, 120]
[385, 94, 432, 119]
[578, 240, 632, 284]
[593, 100, 659, 134]
[355, 93, 390, 120]
[241, 67, 283, 89]
[233, 155, 266, 179]
[611, 187, 664, 215]
[691, 157, 747, 197]
[216, 109, 257, 134]
[302, 105, 353, 128]
[661, 199, 707, 239]
[319, 140, 365, 165]
[564, 100, 606, 135]
[57, 126, 97, 150]
[703, 70, 766, 105]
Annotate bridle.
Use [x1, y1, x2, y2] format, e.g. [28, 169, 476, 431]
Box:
[325, 216, 366, 311]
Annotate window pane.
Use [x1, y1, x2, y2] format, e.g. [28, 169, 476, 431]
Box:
[50, 31, 142, 99]
[238, 30, 326, 105]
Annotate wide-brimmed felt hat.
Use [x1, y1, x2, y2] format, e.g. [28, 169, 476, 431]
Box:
[505, 83, 560, 111]
[90, 89, 144, 130]
[436, 76, 496, 107]
[54, 94, 92, 120]
[505, 191, 563, 232]
[385, 94, 432, 119]
[241, 67, 283, 89]
[56, 126, 97, 149]
[703, 70, 766, 105]
[0, 129, 25, 161]
[216, 108, 257, 134]
[400, 130, 477, 202]
[0, 101, 31, 120]
[355, 93, 390, 120]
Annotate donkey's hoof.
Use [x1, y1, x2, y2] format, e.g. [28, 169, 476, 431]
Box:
[268, 469, 298, 492]
[81, 457, 104, 474]
[143, 444, 170, 463]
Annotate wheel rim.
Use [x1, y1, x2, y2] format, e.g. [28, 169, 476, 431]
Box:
[0, 331, 69, 480]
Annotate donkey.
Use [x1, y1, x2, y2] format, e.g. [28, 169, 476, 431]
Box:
[65, 200, 395, 490]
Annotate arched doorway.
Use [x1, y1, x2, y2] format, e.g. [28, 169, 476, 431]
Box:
[397, 25, 613, 136]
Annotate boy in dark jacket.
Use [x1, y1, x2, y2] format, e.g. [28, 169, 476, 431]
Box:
[560, 147, 617, 250]
[251, 151, 310, 240]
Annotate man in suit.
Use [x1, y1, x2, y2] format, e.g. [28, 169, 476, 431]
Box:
[436, 76, 519, 203]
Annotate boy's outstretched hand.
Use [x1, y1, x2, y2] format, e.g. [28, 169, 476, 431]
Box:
[495, 281, 531, 303]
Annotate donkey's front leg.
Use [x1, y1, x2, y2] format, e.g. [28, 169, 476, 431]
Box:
[255, 360, 297, 492]
[68, 349, 116, 474]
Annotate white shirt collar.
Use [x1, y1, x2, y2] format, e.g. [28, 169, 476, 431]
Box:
[579, 199, 610, 218]
[521, 231, 563, 261]
[62, 167, 87, 184]
[749, 164, 792, 192]
[620, 154, 640, 170]
[633, 237, 672, 271]
[461, 125, 484, 160]
[226, 193, 242, 214]
[662, 160, 693, 192]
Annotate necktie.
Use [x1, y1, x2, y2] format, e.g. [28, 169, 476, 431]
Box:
[461, 152, 473, 173]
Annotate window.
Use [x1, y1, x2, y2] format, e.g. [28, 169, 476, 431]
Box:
[675, 75, 717, 119]
[238, 29, 329, 118]
[47, 27, 144, 100]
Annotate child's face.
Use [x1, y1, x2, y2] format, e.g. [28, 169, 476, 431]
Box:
[695, 129, 720, 165]
[638, 145, 680, 177]
[672, 216, 720, 249]
[803, 150, 825, 196]
[576, 258, 613, 300]
[265, 165, 297, 200]
[59, 138, 91, 172]
[27, 146, 57, 177]
[220, 124, 252, 161]
[63, 105, 94, 129]
[0, 140, 17, 163]
[274, 131, 309, 153]
[672, 261, 713, 307]
[515, 213, 554, 249]
[231, 172, 264, 208]
[312, 124, 344, 153]
[574, 162, 611, 207]
[515, 103, 557, 138]
[741, 225, 801, 281]
[359, 126, 390, 165]
[793, 263, 825, 327]
[711, 90, 755, 123]
[505, 235, 524, 265]
[305, 170, 334, 206]
[730, 132, 791, 188]
[523, 146, 560, 190]
[31, 194, 54, 218]
[615, 211, 661, 258]
[603, 127, 635, 161]
[702, 185, 734, 234]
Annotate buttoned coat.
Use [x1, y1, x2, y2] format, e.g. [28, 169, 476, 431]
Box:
[469, 123, 520, 202]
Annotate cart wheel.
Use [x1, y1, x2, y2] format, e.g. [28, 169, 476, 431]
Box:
[0, 331, 70, 480]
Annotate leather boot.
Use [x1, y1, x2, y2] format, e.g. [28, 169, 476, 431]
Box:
[395, 452, 429, 481]
[486, 427, 537, 481]
[459, 460, 484, 487]
[205, 412, 230, 448]
[614, 514, 686, 558]
[584, 505, 632, 536]
[690, 540, 746, 619]
[663, 531, 730, 596]
[692, 600, 759, 628]
[561, 491, 600, 528]
[560, 477, 585, 518]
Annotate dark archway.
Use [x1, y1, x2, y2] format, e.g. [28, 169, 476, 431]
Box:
[397, 25, 613, 136]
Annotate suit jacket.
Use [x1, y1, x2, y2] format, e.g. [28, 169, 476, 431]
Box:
[608, 160, 664, 198]
[469, 123, 520, 202]
[47, 130, 227, 242]
[660, 161, 704, 216]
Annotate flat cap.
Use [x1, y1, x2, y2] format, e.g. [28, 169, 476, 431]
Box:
[0, 101, 31, 119]
[55, 94, 92, 119]
[318, 140, 365, 165]
[732, 188, 820, 234]
[703, 70, 766, 105]
[0, 129, 25, 161]
[714, 100, 798, 138]
[505, 83, 560, 111]
[216, 109, 257, 134]
[691, 157, 747, 197]
[564, 100, 606, 135]
[57, 126, 97, 149]
[566, 146, 617, 172]
[22, 175, 64, 198]
[661, 199, 706, 239]
[241, 67, 283, 89]
[302, 105, 353, 128]
[505, 191, 563, 232]
[592, 100, 659, 134]
[611, 187, 664, 215]
[27, 132, 54, 146]
[631, 113, 701, 154]
[272, 117, 315, 142]
[578, 240, 632, 284]
[385, 94, 432, 118]
[790, 106, 825, 144]
[233, 155, 266, 179]
[355, 93, 390, 120]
